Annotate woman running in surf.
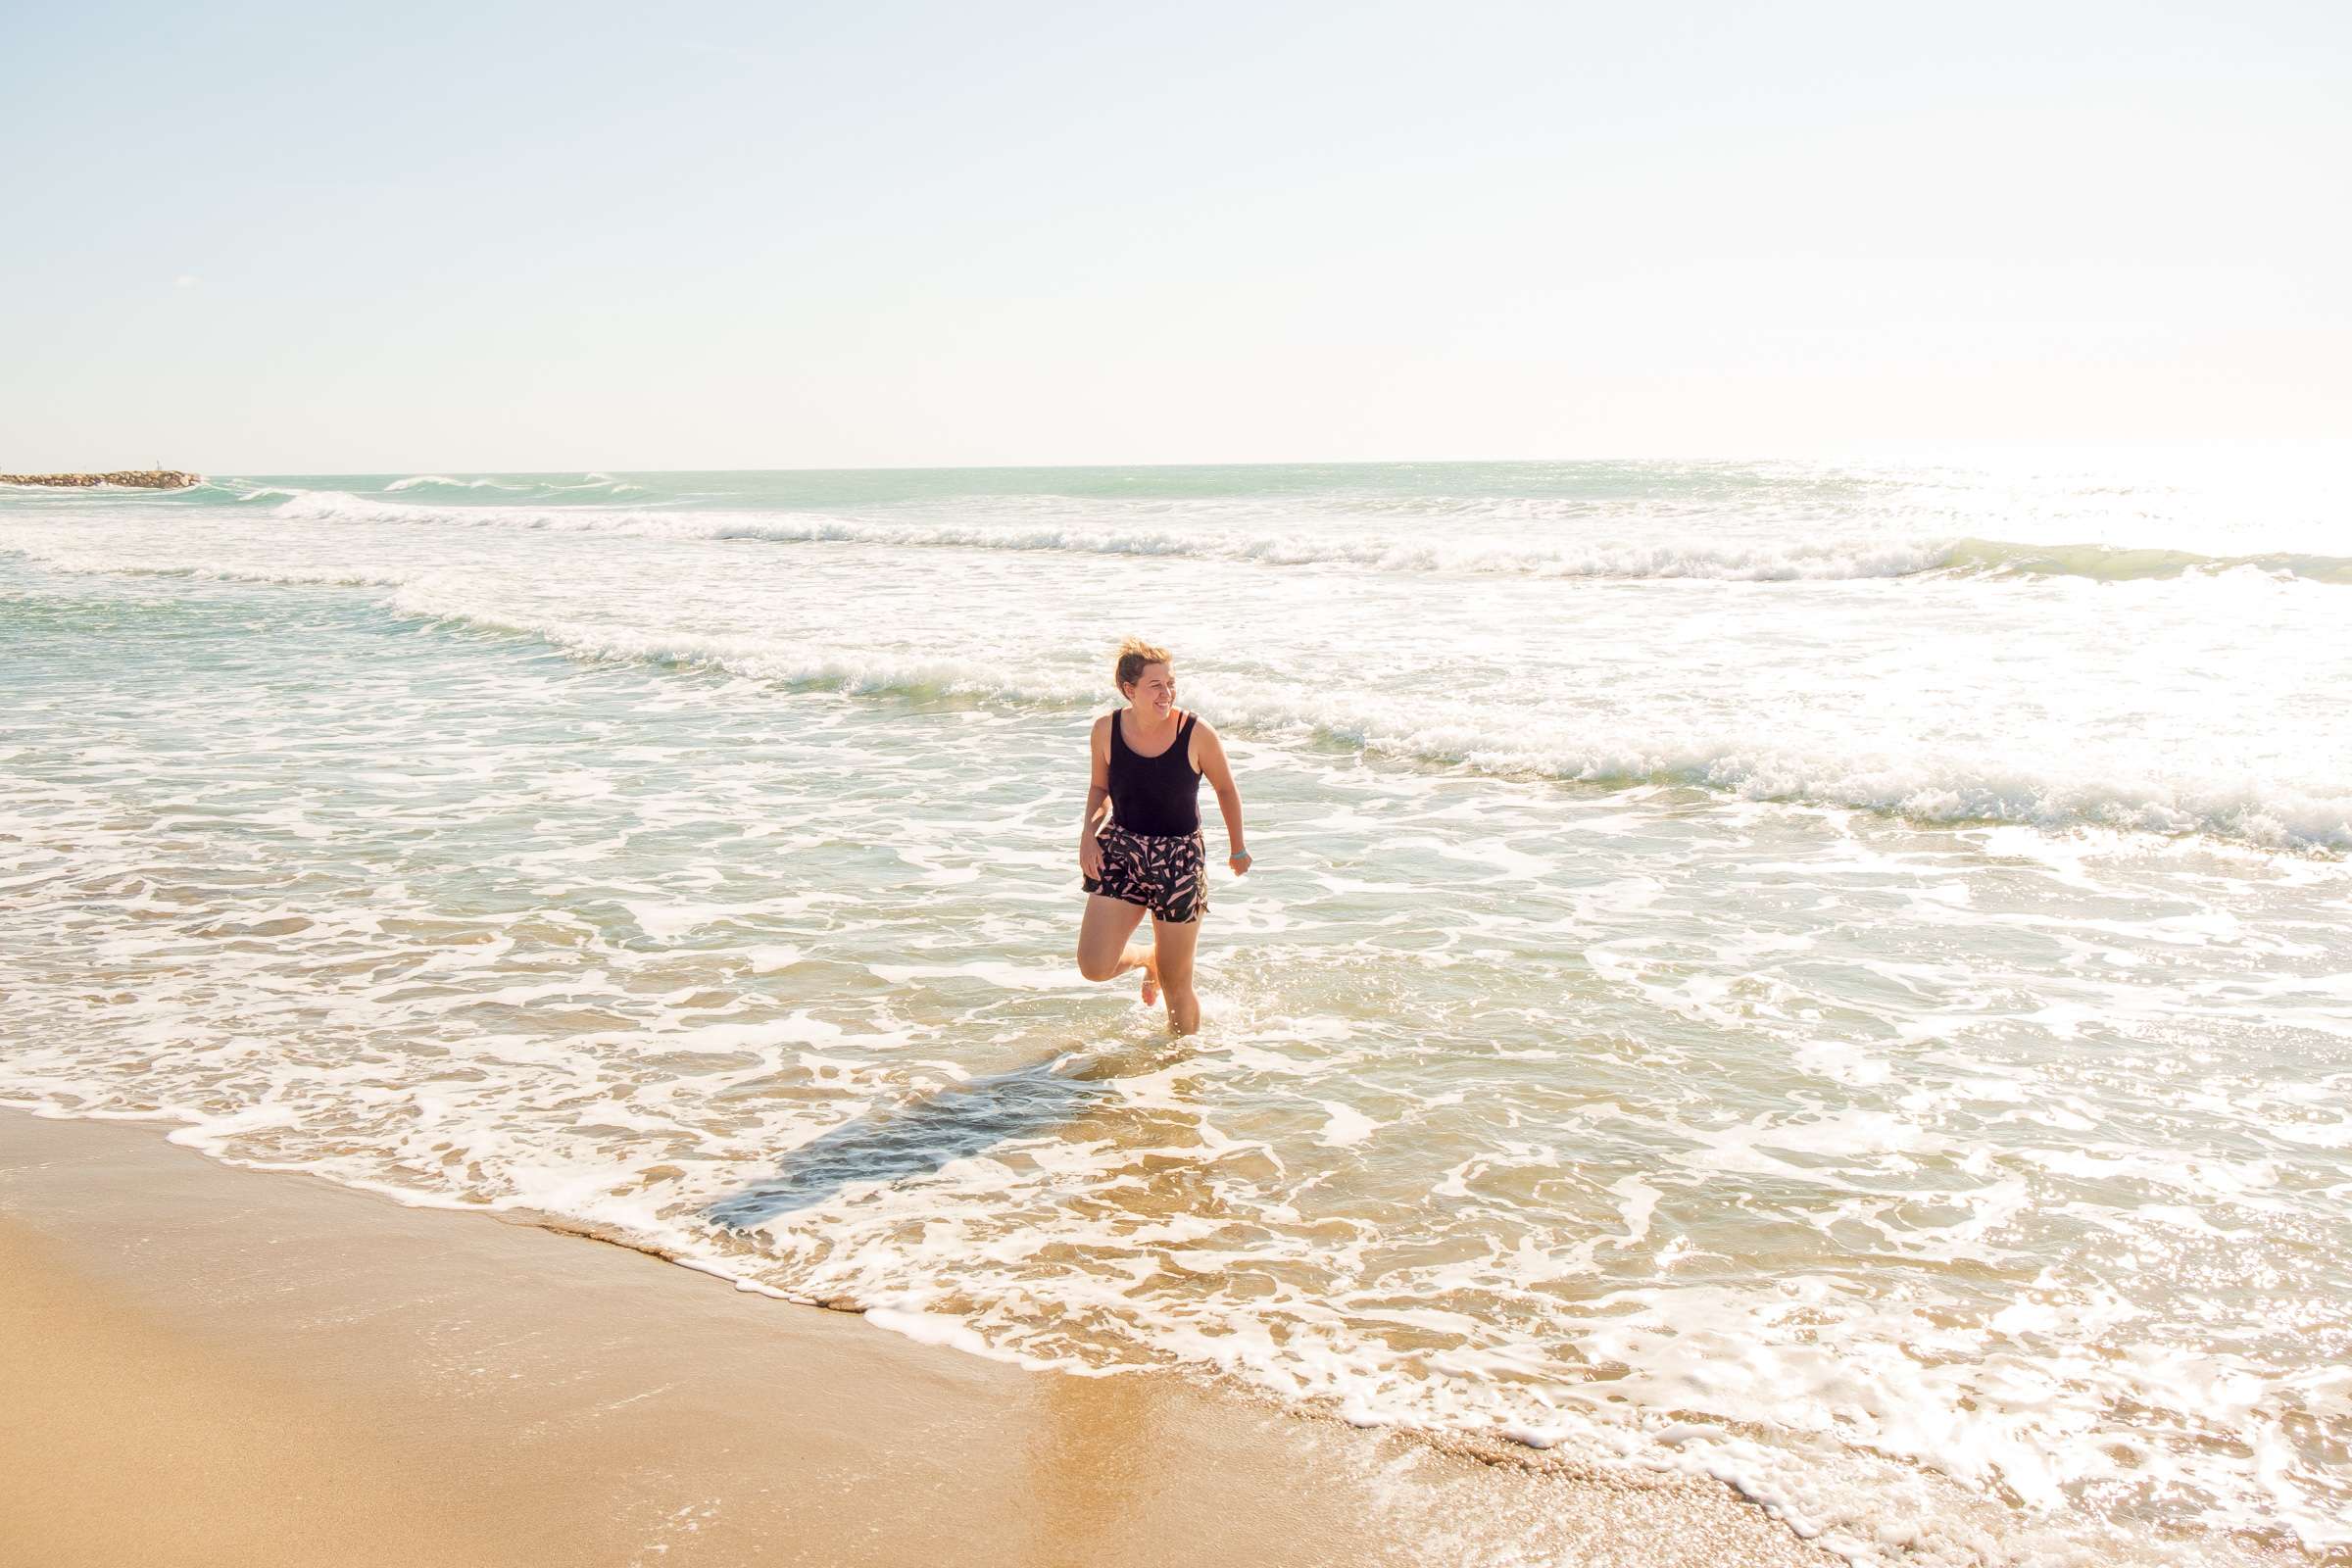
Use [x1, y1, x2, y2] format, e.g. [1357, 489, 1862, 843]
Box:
[1075, 638, 1250, 1035]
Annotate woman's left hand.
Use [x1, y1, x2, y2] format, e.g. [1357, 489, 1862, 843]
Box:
[1229, 851, 1252, 877]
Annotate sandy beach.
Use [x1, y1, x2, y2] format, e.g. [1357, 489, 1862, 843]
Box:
[12, 2, 2348, 1558]
[0, 1110, 1822, 1568]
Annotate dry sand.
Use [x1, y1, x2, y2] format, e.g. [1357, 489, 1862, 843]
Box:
[0, 1110, 1825, 1567]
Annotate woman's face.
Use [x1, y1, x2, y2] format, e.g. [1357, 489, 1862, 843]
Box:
[1125, 662, 1176, 719]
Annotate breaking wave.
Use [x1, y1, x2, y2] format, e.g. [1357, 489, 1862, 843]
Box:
[388, 589, 2352, 853]
[249, 490, 2352, 585]
[1949, 536, 2352, 584]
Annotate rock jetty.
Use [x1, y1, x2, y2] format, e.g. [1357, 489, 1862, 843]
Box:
[0, 469, 202, 489]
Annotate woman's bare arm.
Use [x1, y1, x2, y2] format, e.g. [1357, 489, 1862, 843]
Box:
[1079, 714, 1112, 873]
[1192, 721, 1250, 874]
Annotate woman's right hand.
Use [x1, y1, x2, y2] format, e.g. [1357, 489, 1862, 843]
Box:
[1078, 834, 1102, 880]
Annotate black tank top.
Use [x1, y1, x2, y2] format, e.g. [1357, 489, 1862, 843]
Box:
[1107, 710, 1201, 836]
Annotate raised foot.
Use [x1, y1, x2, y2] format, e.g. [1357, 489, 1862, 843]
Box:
[1140, 957, 1160, 1007]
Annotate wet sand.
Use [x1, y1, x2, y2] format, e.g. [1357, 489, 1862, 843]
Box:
[0, 1111, 1824, 1567]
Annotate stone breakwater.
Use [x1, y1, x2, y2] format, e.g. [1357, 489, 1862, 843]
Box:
[0, 470, 201, 489]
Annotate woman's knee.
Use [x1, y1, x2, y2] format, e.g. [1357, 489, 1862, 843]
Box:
[1076, 949, 1120, 982]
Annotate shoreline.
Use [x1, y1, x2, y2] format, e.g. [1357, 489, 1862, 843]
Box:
[0, 1109, 1824, 1568]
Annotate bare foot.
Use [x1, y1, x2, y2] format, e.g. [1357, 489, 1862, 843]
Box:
[1140, 956, 1159, 1006]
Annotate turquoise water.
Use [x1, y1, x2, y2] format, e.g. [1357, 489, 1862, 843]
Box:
[4, 460, 2348, 1565]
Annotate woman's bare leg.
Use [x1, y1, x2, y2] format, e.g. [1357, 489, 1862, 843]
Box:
[1076, 894, 1152, 986]
[1151, 914, 1202, 1035]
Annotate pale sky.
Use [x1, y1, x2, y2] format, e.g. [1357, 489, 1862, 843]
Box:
[4, 1, 2346, 472]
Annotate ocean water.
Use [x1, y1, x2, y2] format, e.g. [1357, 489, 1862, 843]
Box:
[3, 460, 2348, 1565]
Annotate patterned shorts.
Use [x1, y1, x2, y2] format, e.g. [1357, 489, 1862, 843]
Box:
[1083, 826, 1208, 923]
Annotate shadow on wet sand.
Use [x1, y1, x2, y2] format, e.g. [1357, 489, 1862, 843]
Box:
[706, 1044, 1178, 1230]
